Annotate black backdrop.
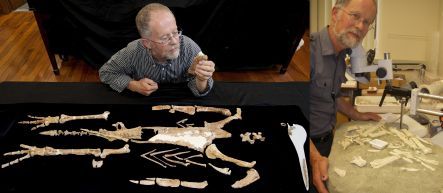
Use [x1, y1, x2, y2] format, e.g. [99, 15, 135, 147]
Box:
[27, 0, 309, 70]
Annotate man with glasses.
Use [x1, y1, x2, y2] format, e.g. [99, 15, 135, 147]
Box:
[99, 3, 215, 97]
[310, 0, 380, 192]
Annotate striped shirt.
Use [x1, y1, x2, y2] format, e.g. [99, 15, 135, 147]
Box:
[99, 35, 213, 97]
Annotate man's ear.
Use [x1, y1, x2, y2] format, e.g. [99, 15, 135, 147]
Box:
[141, 39, 151, 49]
[331, 7, 340, 22]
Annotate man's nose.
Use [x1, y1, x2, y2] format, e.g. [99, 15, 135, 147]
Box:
[169, 36, 179, 45]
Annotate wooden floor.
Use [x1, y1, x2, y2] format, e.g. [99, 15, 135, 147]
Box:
[0, 11, 309, 83]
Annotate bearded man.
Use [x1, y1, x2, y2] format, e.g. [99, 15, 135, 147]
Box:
[309, 0, 381, 192]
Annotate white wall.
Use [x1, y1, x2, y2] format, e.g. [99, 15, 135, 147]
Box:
[376, 0, 439, 69]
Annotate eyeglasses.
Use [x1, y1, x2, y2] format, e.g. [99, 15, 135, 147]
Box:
[147, 28, 182, 45]
[340, 8, 375, 30]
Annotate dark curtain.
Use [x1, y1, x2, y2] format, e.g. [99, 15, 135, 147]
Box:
[28, 0, 309, 70]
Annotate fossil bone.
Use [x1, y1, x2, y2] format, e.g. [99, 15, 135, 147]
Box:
[208, 163, 231, 175]
[40, 130, 89, 136]
[240, 132, 265, 144]
[130, 178, 156, 185]
[370, 155, 400, 169]
[350, 156, 367, 167]
[400, 167, 420, 172]
[92, 159, 103, 168]
[231, 168, 260, 188]
[152, 105, 195, 115]
[141, 148, 205, 168]
[334, 167, 346, 177]
[2, 144, 129, 168]
[100, 144, 130, 158]
[130, 178, 207, 189]
[180, 180, 208, 189]
[188, 51, 208, 75]
[195, 106, 232, 116]
[152, 105, 232, 116]
[135, 108, 242, 152]
[19, 111, 110, 130]
[205, 144, 256, 168]
[389, 128, 418, 150]
[156, 178, 180, 187]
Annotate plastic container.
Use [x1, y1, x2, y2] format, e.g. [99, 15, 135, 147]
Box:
[355, 96, 402, 113]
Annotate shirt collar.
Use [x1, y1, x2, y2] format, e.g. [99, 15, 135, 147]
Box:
[319, 26, 335, 56]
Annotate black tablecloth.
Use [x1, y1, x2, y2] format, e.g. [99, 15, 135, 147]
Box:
[0, 81, 309, 193]
[0, 81, 309, 115]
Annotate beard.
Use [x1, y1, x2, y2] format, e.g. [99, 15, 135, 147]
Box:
[333, 26, 363, 48]
[165, 46, 180, 60]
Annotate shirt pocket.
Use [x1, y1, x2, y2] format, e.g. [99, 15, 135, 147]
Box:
[311, 78, 334, 101]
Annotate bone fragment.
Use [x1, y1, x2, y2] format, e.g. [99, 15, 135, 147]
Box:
[231, 168, 260, 188]
[205, 144, 256, 168]
[92, 159, 103, 168]
[156, 178, 180, 187]
[334, 167, 346, 177]
[350, 156, 367, 167]
[370, 155, 400, 168]
[180, 180, 208, 189]
[195, 106, 231, 116]
[59, 111, 110, 123]
[185, 159, 206, 167]
[152, 105, 172, 111]
[100, 144, 130, 158]
[400, 167, 420, 172]
[188, 51, 208, 75]
[208, 163, 231, 175]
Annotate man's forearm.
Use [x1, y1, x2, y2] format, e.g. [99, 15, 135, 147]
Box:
[336, 97, 359, 120]
[310, 139, 322, 161]
[195, 78, 208, 93]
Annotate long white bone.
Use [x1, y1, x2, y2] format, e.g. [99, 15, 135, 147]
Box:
[205, 144, 256, 168]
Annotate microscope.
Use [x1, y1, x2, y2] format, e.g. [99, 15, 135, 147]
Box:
[348, 44, 411, 129]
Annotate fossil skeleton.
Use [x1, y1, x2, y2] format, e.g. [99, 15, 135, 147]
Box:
[2, 144, 129, 168]
[10, 106, 266, 190]
[19, 111, 110, 130]
[40, 108, 242, 152]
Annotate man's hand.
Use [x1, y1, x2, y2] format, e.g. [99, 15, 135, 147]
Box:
[356, 112, 381, 121]
[337, 97, 381, 122]
[310, 140, 329, 193]
[127, 78, 158, 96]
[195, 60, 215, 81]
[312, 155, 329, 193]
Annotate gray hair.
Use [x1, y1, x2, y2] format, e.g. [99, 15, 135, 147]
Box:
[334, 0, 377, 9]
[135, 3, 173, 38]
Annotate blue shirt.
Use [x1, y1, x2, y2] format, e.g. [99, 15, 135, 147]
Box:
[310, 27, 350, 136]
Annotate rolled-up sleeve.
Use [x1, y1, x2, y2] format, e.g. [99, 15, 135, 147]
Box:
[188, 77, 214, 97]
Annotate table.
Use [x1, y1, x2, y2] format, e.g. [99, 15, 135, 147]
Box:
[0, 81, 310, 193]
[327, 121, 443, 193]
